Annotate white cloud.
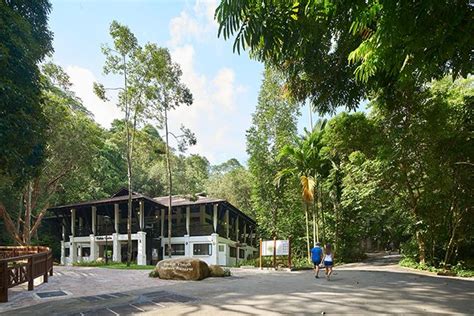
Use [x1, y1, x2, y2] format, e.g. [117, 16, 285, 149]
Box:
[66, 65, 122, 128]
[166, 1, 251, 165]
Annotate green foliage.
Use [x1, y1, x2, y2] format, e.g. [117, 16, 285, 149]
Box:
[206, 160, 253, 215]
[216, 0, 473, 113]
[0, 0, 53, 190]
[247, 67, 302, 242]
[74, 261, 155, 270]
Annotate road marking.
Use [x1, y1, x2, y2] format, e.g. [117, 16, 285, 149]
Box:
[152, 302, 166, 308]
[106, 308, 119, 315]
[130, 304, 145, 312]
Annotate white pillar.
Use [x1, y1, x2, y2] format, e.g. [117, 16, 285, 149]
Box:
[243, 222, 247, 244]
[112, 233, 121, 262]
[200, 205, 205, 224]
[114, 203, 120, 233]
[79, 217, 83, 234]
[186, 206, 190, 235]
[70, 236, 77, 264]
[71, 209, 76, 236]
[77, 244, 82, 262]
[211, 233, 218, 265]
[137, 231, 147, 265]
[160, 209, 165, 237]
[213, 204, 218, 233]
[225, 209, 229, 238]
[61, 219, 66, 241]
[236, 216, 240, 242]
[89, 234, 97, 261]
[139, 200, 144, 231]
[184, 235, 191, 257]
[60, 241, 66, 265]
[92, 206, 97, 235]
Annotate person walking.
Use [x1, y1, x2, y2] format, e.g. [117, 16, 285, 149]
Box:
[311, 242, 323, 278]
[323, 243, 334, 281]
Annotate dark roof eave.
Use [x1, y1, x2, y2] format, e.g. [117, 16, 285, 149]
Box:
[49, 195, 162, 212]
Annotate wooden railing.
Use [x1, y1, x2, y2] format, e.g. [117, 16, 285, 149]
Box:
[0, 246, 53, 303]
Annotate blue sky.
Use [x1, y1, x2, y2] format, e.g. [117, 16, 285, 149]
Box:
[49, 0, 319, 165]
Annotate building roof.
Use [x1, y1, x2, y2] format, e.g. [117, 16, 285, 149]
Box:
[48, 193, 157, 212]
[48, 189, 255, 223]
[153, 195, 225, 207]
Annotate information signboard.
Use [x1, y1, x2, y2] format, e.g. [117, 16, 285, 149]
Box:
[261, 240, 290, 256]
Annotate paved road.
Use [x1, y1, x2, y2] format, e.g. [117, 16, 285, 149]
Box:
[2, 255, 473, 315]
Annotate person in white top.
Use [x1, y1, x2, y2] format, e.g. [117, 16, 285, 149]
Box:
[323, 243, 334, 280]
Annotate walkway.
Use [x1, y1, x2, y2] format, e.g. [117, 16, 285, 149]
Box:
[1, 255, 473, 315]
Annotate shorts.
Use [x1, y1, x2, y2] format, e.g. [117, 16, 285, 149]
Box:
[312, 259, 321, 267]
[324, 261, 333, 267]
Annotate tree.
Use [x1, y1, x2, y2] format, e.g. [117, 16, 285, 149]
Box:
[1, 63, 102, 245]
[216, 0, 473, 113]
[276, 135, 316, 263]
[206, 160, 253, 215]
[0, 0, 53, 227]
[136, 43, 195, 257]
[94, 21, 143, 266]
[247, 67, 301, 245]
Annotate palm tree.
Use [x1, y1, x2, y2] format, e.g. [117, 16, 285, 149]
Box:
[275, 136, 316, 263]
[306, 119, 328, 244]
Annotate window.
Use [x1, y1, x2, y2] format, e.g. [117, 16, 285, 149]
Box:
[165, 244, 185, 256]
[193, 243, 212, 256]
[229, 246, 236, 258]
[218, 244, 225, 252]
[81, 247, 90, 257]
[239, 249, 245, 258]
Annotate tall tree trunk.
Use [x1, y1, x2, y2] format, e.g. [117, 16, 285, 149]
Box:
[304, 203, 311, 263]
[123, 54, 132, 267]
[333, 197, 339, 255]
[272, 206, 278, 239]
[415, 230, 426, 265]
[312, 205, 316, 246]
[23, 181, 33, 244]
[16, 193, 23, 235]
[165, 107, 173, 258]
[319, 185, 325, 242]
[444, 208, 461, 267]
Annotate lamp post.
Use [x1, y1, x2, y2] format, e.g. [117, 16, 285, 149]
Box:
[104, 215, 111, 265]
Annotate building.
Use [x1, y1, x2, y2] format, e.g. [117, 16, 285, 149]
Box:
[49, 189, 258, 266]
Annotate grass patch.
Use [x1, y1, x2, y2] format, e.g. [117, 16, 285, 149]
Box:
[73, 260, 155, 270]
[399, 257, 474, 277]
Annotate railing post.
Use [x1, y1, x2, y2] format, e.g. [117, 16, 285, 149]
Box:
[0, 261, 8, 302]
[27, 257, 33, 291]
[43, 254, 48, 283]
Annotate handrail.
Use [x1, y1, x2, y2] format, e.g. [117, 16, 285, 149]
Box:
[0, 246, 53, 303]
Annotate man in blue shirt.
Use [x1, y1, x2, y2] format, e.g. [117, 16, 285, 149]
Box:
[311, 242, 323, 278]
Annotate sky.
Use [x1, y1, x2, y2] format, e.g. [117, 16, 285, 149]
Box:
[48, 0, 317, 165]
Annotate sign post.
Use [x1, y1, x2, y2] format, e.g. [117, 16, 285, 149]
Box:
[288, 237, 292, 270]
[260, 239, 290, 269]
[273, 237, 276, 269]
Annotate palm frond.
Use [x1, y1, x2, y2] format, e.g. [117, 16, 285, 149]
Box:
[300, 175, 315, 203]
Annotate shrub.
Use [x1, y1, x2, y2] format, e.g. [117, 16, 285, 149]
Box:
[149, 270, 160, 278]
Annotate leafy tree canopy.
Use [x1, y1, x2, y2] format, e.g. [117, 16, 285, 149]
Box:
[0, 0, 53, 188]
[216, 0, 473, 113]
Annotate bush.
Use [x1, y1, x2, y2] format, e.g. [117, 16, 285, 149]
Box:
[223, 268, 231, 277]
[149, 270, 159, 278]
[399, 256, 474, 277]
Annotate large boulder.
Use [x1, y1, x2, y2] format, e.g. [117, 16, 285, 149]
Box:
[209, 265, 225, 277]
[155, 258, 210, 281]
